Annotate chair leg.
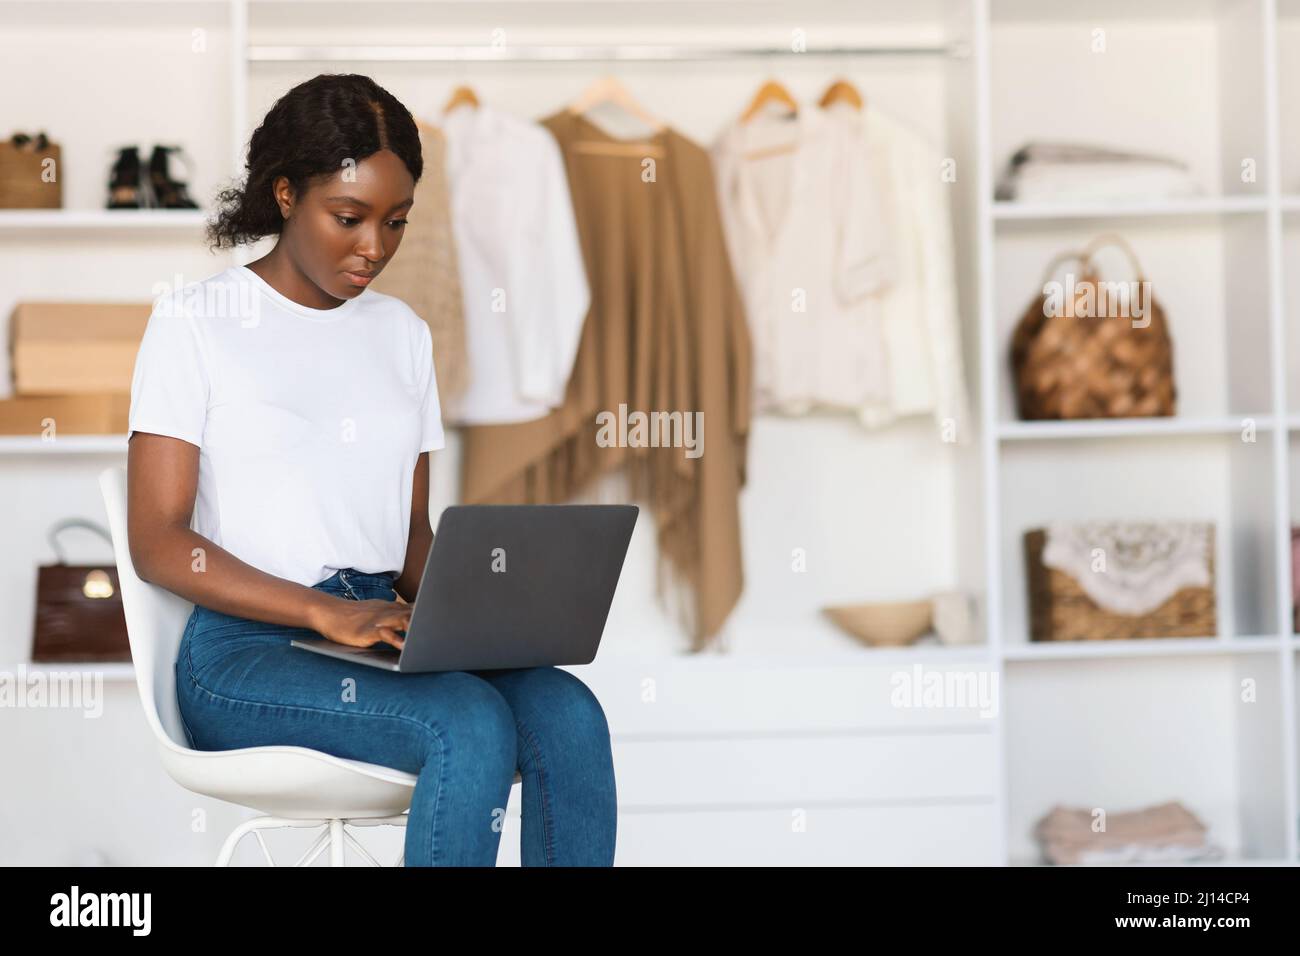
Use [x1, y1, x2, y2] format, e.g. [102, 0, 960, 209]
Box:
[329, 820, 345, 866]
[215, 814, 410, 866]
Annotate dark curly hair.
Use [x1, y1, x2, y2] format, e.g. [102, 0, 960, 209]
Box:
[206, 73, 423, 250]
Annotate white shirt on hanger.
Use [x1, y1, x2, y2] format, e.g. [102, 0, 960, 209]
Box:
[711, 105, 896, 417]
[438, 103, 590, 425]
[822, 101, 971, 441]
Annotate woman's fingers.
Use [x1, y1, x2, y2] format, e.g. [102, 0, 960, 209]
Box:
[384, 605, 413, 630]
[375, 625, 405, 650]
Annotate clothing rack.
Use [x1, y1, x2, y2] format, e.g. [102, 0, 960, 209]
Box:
[247, 43, 967, 62]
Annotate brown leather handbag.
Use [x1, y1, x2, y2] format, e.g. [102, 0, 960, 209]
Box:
[31, 518, 130, 662]
[1010, 233, 1177, 420]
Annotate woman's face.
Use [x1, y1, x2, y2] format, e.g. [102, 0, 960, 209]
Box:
[274, 148, 415, 302]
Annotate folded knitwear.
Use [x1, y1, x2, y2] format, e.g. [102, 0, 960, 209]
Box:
[1033, 800, 1220, 865]
[995, 140, 1202, 201]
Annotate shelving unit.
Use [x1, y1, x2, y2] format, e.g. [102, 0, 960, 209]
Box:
[981, 0, 1300, 866]
[3, 0, 1300, 866]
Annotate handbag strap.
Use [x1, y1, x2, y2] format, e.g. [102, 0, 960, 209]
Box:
[47, 518, 114, 566]
[1037, 248, 1093, 287]
[1082, 232, 1146, 281]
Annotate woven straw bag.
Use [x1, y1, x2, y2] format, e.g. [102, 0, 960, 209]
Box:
[1024, 524, 1216, 641]
[1010, 233, 1176, 419]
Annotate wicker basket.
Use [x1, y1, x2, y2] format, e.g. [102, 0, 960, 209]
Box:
[1024, 526, 1216, 641]
[0, 136, 62, 209]
[1010, 234, 1176, 420]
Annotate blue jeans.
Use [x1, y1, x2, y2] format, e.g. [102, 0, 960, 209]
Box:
[174, 567, 617, 866]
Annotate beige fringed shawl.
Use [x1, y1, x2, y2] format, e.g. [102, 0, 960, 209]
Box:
[457, 110, 754, 651]
[369, 118, 468, 410]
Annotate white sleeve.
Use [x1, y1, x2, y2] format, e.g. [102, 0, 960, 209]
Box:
[710, 128, 749, 296]
[414, 319, 447, 453]
[127, 295, 210, 447]
[916, 149, 971, 443]
[511, 129, 590, 407]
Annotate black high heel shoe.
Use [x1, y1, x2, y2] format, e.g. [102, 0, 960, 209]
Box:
[147, 144, 199, 209]
[106, 146, 147, 209]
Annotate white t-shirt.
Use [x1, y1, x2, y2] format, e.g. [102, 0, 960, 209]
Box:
[127, 263, 446, 587]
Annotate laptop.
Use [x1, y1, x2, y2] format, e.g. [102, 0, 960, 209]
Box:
[290, 503, 638, 673]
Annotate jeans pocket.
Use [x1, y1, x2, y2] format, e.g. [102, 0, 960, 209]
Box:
[349, 583, 397, 603]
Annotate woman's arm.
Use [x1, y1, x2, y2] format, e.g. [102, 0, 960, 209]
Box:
[394, 451, 434, 603]
[126, 431, 343, 632]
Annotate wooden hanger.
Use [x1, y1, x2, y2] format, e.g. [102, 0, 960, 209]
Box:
[739, 79, 800, 161]
[818, 77, 864, 111]
[567, 75, 665, 157]
[442, 85, 480, 114]
[740, 79, 798, 123]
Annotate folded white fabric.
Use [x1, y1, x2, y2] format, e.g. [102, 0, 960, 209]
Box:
[1034, 800, 1221, 865]
[996, 140, 1202, 201]
[1011, 163, 1202, 202]
[1074, 842, 1223, 865]
[1040, 521, 1213, 616]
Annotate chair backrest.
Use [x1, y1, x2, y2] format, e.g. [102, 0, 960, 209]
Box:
[97, 465, 195, 754]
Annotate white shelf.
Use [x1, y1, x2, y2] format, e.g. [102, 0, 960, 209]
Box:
[999, 415, 1275, 442]
[1002, 636, 1283, 662]
[993, 196, 1269, 222]
[992, 0, 1242, 22]
[1011, 853, 1295, 867]
[600, 641, 994, 668]
[19, 661, 135, 681]
[0, 435, 127, 455]
[0, 209, 208, 233]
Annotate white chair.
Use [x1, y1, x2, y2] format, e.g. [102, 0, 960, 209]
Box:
[98, 465, 519, 866]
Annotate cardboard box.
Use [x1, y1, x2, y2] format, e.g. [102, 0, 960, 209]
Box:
[0, 393, 130, 435]
[10, 301, 151, 395]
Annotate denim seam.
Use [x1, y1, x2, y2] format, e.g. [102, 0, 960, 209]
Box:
[183, 671, 445, 754]
[182, 669, 447, 856]
[175, 653, 199, 749]
[515, 719, 555, 866]
[186, 619, 259, 640]
[428, 733, 445, 866]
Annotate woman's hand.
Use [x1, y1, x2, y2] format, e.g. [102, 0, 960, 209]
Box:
[311, 597, 411, 651]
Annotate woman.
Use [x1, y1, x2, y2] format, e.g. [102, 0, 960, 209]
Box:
[126, 73, 617, 867]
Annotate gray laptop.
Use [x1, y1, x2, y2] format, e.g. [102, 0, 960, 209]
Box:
[290, 503, 638, 673]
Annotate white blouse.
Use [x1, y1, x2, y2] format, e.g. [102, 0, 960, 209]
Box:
[438, 104, 590, 426]
[711, 106, 896, 416]
[824, 102, 971, 441]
